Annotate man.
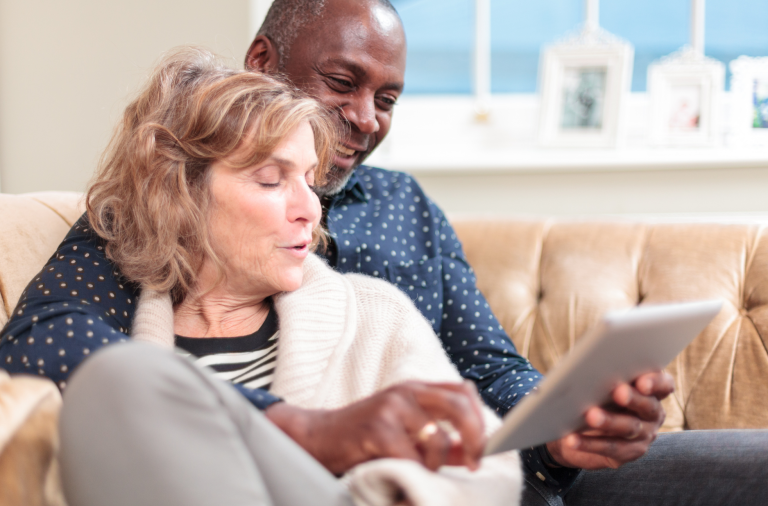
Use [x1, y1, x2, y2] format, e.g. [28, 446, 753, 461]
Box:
[246, 0, 667, 491]
[1, 1, 766, 504]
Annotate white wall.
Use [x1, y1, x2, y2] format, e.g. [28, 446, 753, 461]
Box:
[2, 0, 766, 219]
[0, 0, 252, 194]
[414, 166, 768, 218]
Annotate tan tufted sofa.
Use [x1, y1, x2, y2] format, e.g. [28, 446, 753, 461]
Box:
[1, 191, 768, 504]
[453, 218, 768, 432]
[0, 192, 83, 506]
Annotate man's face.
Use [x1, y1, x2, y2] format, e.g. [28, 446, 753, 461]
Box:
[277, 1, 406, 195]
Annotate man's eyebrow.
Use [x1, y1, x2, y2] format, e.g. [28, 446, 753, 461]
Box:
[324, 57, 368, 78]
[323, 58, 404, 92]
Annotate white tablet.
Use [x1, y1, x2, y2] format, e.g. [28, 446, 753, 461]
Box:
[484, 299, 722, 455]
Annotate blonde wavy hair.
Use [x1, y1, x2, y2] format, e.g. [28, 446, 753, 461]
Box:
[87, 47, 337, 304]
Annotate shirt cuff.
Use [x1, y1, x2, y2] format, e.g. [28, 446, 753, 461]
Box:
[232, 384, 283, 410]
[520, 445, 581, 496]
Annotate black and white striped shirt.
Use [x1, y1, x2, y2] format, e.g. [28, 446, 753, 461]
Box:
[175, 307, 279, 391]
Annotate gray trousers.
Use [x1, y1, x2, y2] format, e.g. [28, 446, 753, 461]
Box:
[522, 430, 768, 506]
[61, 342, 768, 506]
[59, 342, 353, 506]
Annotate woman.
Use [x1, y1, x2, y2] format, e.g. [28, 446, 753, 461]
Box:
[55, 47, 521, 506]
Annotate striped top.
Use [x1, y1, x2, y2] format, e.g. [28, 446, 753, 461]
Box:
[175, 306, 279, 391]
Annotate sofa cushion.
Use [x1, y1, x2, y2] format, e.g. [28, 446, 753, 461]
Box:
[454, 218, 768, 431]
[0, 192, 83, 328]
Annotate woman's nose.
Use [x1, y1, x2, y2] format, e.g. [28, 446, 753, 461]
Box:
[288, 179, 321, 226]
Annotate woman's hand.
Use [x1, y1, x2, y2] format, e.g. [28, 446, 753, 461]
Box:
[546, 371, 674, 470]
[265, 381, 487, 475]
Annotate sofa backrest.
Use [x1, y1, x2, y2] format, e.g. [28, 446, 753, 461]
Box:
[0, 192, 84, 328]
[453, 218, 768, 431]
[3, 191, 767, 432]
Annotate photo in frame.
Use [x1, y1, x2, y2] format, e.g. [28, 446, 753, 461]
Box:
[648, 48, 725, 146]
[729, 56, 768, 146]
[538, 30, 633, 148]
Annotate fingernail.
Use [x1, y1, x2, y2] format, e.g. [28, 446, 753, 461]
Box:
[567, 434, 580, 449]
[592, 410, 605, 426]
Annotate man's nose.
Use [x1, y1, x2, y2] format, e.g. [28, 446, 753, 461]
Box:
[343, 95, 379, 135]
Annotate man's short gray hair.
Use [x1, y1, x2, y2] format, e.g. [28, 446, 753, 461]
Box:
[257, 0, 398, 69]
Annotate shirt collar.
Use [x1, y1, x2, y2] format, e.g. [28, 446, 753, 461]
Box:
[333, 167, 369, 204]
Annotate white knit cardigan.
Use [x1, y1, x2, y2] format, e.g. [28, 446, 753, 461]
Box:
[131, 254, 522, 506]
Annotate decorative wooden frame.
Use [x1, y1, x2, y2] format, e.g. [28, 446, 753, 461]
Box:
[729, 56, 768, 147]
[538, 29, 634, 149]
[648, 48, 725, 147]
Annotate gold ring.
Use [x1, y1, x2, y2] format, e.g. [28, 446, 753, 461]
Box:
[626, 426, 642, 440]
[417, 421, 439, 443]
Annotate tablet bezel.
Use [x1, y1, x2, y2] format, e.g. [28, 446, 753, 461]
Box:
[484, 299, 722, 455]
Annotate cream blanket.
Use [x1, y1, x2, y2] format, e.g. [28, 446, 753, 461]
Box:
[0, 370, 66, 506]
[132, 253, 522, 506]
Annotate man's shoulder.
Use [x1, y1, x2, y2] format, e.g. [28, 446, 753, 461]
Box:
[357, 165, 426, 193]
[355, 165, 442, 212]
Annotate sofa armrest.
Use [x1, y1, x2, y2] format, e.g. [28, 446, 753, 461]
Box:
[0, 370, 66, 506]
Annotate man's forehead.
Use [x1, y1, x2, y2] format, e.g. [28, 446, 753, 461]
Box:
[299, 0, 405, 56]
[298, 8, 405, 70]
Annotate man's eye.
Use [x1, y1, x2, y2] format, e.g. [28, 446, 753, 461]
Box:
[376, 96, 397, 110]
[328, 76, 354, 90]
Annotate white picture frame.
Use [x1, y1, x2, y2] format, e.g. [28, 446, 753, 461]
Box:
[538, 29, 633, 149]
[729, 56, 768, 147]
[648, 48, 725, 147]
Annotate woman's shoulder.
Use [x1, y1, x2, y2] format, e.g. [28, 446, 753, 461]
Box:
[345, 272, 409, 301]
[301, 254, 421, 312]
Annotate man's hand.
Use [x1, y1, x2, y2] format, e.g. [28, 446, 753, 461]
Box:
[265, 381, 486, 475]
[546, 370, 674, 470]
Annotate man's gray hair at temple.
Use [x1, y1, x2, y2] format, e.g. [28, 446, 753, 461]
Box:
[257, 0, 399, 68]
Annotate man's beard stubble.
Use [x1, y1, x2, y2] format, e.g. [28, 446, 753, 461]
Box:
[313, 163, 357, 197]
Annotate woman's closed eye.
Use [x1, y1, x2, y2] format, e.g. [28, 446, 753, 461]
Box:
[305, 169, 316, 188]
[253, 166, 282, 188]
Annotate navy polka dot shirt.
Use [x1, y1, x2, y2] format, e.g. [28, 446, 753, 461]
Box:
[324, 166, 543, 415]
[0, 165, 577, 492]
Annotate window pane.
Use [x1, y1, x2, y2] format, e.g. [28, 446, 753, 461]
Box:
[393, 0, 768, 95]
[707, 0, 768, 89]
[392, 0, 474, 94]
[490, 0, 580, 93]
[602, 0, 688, 92]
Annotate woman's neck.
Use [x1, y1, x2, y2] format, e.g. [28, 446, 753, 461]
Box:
[173, 285, 272, 339]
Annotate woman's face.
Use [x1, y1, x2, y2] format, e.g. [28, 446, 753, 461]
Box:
[206, 121, 322, 298]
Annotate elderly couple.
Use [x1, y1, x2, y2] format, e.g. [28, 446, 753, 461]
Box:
[1, 0, 767, 505]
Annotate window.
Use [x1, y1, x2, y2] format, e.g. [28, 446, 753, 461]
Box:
[392, 0, 768, 94]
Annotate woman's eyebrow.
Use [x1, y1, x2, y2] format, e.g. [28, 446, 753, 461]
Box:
[265, 155, 295, 168]
[261, 156, 318, 170]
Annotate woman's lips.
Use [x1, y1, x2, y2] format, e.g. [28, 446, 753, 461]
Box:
[280, 243, 309, 259]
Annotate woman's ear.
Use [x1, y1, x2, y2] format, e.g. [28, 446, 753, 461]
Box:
[245, 35, 280, 73]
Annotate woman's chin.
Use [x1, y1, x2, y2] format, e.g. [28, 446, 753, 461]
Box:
[276, 269, 305, 293]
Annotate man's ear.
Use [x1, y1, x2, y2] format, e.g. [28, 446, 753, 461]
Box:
[245, 35, 280, 73]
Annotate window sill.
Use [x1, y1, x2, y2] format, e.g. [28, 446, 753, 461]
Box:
[366, 93, 768, 175]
